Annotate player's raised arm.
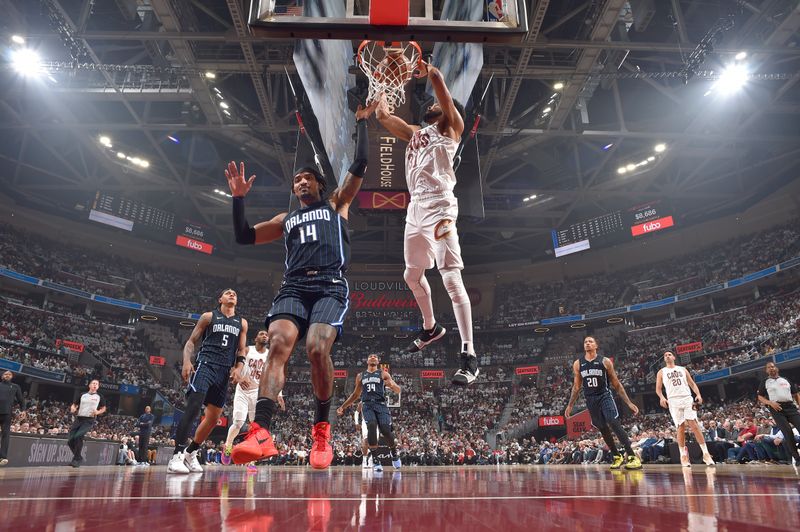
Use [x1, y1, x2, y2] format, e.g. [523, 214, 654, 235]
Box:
[226, 161, 287, 245]
[337, 373, 364, 415]
[182, 312, 212, 383]
[375, 93, 419, 142]
[416, 60, 464, 139]
[604, 358, 639, 415]
[329, 101, 378, 215]
[565, 360, 582, 418]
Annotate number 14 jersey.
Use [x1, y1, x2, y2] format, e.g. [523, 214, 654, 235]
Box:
[283, 200, 350, 279]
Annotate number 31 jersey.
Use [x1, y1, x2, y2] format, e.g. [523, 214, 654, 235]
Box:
[283, 200, 350, 279]
[660, 365, 692, 399]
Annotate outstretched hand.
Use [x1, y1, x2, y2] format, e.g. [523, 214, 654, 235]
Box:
[374, 92, 391, 119]
[225, 161, 256, 197]
[414, 59, 430, 79]
[356, 99, 380, 121]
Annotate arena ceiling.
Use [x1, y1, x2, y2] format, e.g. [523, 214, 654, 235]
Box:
[0, 0, 799, 266]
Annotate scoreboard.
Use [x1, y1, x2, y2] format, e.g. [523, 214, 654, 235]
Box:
[552, 201, 674, 257]
[89, 192, 215, 254]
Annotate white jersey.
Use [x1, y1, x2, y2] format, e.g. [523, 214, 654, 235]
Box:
[661, 365, 692, 399]
[405, 124, 459, 197]
[236, 345, 268, 396]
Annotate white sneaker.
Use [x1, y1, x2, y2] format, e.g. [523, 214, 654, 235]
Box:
[702, 453, 715, 466]
[680, 453, 691, 468]
[167, 452, 190, 474]
[184, 450, 203, 473]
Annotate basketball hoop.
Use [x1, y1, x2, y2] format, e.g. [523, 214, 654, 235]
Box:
[357, 40, 422, 113]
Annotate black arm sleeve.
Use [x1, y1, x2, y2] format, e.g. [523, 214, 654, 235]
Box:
[347, 118, 368, 178]
[757, 379, 767, 399]
[232, 196, 256, 245]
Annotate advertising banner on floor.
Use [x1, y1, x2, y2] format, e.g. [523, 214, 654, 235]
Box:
[6, 435, 118, 467]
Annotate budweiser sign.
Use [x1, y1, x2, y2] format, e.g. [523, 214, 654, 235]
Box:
[349, 292, 419, 310]
[515, 365, 540, 375]
[420, 370, 444, 379]
[149, 356, 166, 366]
[333, 370, 348, 379]
[676, 341, 703, 355]
[538, 416, 565, 427]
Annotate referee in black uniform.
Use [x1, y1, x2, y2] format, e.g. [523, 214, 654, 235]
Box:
[0, 370, 25, 466]
[757, 361, 800, 465]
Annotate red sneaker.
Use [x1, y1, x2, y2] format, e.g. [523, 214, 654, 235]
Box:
[231, 422, 278, 464]
[309, 422, 333, 470]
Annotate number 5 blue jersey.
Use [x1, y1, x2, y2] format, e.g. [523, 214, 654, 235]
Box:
[197, 309, 243, 368]
[283, 200, 350, 279]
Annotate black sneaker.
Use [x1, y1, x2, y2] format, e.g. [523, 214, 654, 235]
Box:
[406, 323, 446, 353]
[451, 352, 479, 386]
[70, 459, 80, 468]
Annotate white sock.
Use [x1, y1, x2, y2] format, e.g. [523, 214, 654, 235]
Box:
[699, 443, 708, 454]
[441, 269, 474, 354]
[404, 267, 435, 330]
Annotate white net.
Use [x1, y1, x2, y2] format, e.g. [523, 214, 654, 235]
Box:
[357, 40, 421, 113]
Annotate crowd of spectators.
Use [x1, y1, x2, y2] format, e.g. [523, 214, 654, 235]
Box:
[0, 302, 156, 387]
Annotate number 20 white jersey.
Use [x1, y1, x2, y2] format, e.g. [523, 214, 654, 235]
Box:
[660, 365, 692, 399]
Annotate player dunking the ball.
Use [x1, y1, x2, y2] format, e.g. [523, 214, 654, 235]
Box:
[375, 60, 479, 386]
[337, 354, 402, 472]
[228, 101, 377, 469]
[565, 336, 642, 470]
[221, 329, 285, 466]
[656, 350, 715, 467]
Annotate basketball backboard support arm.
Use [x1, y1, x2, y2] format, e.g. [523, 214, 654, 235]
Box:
[249, 0, 528, 43]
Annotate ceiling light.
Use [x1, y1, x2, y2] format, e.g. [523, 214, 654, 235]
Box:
[617, 167, 627, 174]
[213, 87, 222, 94]
[654, 143, 666, 153]
[140, 160, 150, 168]
[11, 35, 25, 45]
[116, 152, 126, 159]
[626, 163, 636, 171]
[219, 101, 229, 109]
[530, 194, 537, 200]
[639, 160, 649, 166]
[523, 197, 530, 202]
[715, 63, 748, 95]
[647, 156, 655, 162]
[130, 157, 141, 165]
[553, 82, 564, 90]
[222, 109, 231, 117]
[602, 143, 614, 151]
[205, 71, 216, 79]
[542, 107, 552, 113]
[734, 51, 747, 61]
[99, 135, 112, 147]
[11, 49, 41, 76]
[167, 135, 180, 144]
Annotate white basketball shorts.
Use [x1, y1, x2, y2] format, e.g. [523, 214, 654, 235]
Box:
[404, 193, 463, 270]
[668, 395, 697, 426]
[232, 389, 257, 424]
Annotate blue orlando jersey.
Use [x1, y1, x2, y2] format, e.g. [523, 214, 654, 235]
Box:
[283, 200, 350, 279]
[579, 355, 610, 397]
[197, 309, 243, 368]
[361, 369, 386, 404]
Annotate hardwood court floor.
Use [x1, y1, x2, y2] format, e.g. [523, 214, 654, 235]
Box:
[1, 464, 798, 530]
